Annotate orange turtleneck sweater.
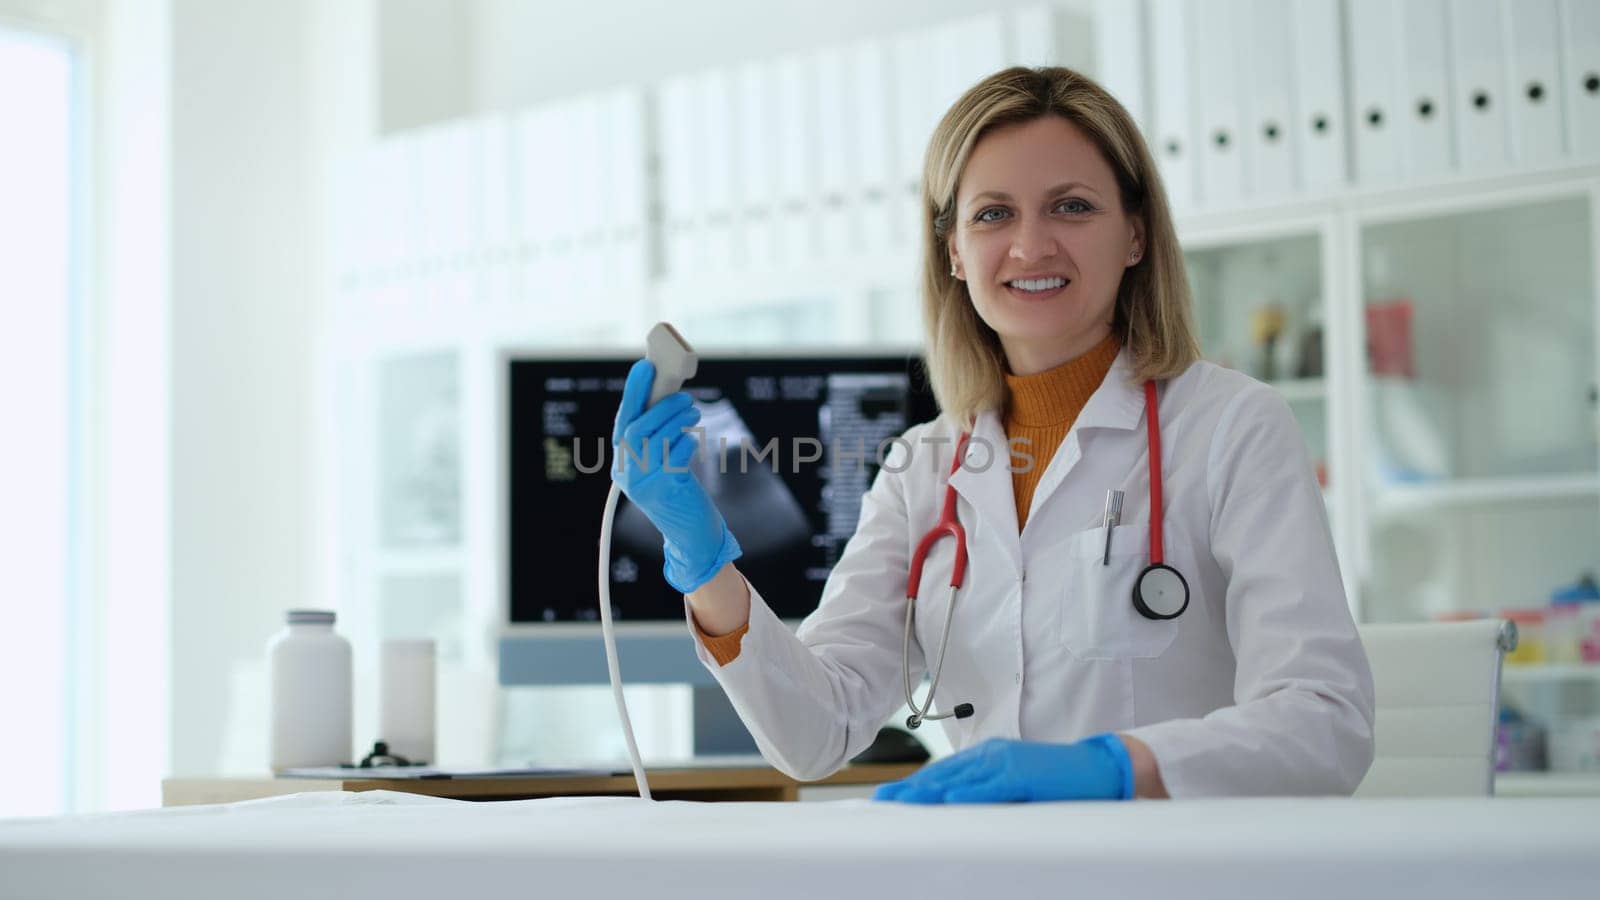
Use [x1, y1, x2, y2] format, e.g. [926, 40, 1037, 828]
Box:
[1002, 332, 1122, 532]
[692, 333, 1122, 666]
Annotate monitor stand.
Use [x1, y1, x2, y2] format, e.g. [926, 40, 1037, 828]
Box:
[498, 630, 764, 760]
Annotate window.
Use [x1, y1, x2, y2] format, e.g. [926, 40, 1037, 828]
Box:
[0, 24, 83, 818]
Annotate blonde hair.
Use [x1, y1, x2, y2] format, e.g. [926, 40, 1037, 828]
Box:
[919, 66, 1202, 429]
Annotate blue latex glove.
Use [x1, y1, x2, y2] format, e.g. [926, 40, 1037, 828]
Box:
[611, 358, 742, 594]
[872, 735, 1134, 803]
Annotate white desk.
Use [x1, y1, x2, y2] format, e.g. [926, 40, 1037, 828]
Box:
[3, 791, 1596, 899]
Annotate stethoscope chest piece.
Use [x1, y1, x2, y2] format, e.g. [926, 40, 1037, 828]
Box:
[1133, 563, 1189, 620]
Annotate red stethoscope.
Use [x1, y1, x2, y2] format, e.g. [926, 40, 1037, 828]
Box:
[901, 380, 1190, 729]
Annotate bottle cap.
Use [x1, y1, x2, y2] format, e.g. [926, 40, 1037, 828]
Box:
[286, 609, 336, 626]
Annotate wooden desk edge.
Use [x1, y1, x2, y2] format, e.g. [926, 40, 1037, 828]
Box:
[162, 762, 924, 807]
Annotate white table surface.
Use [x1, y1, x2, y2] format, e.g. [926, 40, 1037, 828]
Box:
[2, 791, 1597, 899]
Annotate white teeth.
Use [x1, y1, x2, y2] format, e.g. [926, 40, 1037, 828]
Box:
[1008, 277, 1067, 292]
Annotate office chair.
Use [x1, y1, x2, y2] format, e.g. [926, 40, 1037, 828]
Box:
[1354, 619, 1516, 797]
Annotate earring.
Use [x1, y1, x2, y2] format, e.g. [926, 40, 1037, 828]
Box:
[950, 263, 959, 277]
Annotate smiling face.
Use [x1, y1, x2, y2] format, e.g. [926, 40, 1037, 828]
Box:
[946, 115, 1144, 376]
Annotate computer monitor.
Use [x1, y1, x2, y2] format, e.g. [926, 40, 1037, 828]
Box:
[497, 348, 938, 753]
[508, 350, 938, 625]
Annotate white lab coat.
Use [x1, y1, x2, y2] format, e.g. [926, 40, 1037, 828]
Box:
[685, 348, 1376, 797]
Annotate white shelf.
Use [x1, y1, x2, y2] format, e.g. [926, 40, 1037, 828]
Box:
[1502, 664, 1600, 685]
[1496, 771, 1600, 797]
[1373, 474, 1600, 520]
[1177, 158, 1600, 240]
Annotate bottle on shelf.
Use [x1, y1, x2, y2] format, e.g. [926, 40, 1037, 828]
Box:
[268, 609, 353, 772]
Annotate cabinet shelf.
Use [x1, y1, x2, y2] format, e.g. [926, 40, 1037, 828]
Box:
[1495, 772, 1600, 797]
[1373, 474, 1600, 520]
[1502, 663, 1600, 685]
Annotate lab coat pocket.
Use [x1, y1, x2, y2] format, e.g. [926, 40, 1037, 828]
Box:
[1057, 524, 1181, 660]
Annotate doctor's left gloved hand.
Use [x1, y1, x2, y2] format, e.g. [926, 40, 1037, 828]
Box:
[612, 358, 742, 594]
[872, 735, 1134, 803]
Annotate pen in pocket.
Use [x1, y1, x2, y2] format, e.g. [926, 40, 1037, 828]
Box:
[1102, 489, 1124, 565]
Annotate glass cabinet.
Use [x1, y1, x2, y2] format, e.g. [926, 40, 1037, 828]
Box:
[371, 349, 466, 662]
[1176, 183, 1600, 789]
[1185, 231, 1334, 492]
[1355, 190, 1598, 624]
[1352, 184, 1600, 787]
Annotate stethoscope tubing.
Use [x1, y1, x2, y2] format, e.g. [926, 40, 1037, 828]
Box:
[1145, 380, 1165, 566]
[902, 380, 1181, 728]
[904, 432, 972, 729]
[903, 583, 961, 729]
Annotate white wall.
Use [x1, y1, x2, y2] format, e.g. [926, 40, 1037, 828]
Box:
[470, 0, 1095, 118]
[379, 0, 469, 132]
[169, 0, 316, 776]
[306, 0, 378, 730]
[93, 0, 172, 811]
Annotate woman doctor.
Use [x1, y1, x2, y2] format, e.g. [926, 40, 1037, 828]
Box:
[612, 66, 1375, 802]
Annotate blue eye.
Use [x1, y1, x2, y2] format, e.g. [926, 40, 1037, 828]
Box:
[973, 199, 1094, 223]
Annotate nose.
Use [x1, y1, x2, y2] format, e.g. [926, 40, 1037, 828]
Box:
[1008, 213, 1059, 265]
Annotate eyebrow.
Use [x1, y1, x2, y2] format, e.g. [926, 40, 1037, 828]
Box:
[966, 182, 1101, 207]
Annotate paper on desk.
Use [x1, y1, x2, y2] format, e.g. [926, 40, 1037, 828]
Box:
[277, 765, 622, 780]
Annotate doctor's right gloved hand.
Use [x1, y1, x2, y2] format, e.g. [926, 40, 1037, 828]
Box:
[871, 735, 1134, 803]
[611, 358, 742, 594]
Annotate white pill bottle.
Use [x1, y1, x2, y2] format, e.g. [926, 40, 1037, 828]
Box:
[268, 609, 353, 772]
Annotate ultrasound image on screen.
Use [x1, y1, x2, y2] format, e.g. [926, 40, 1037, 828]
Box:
[508, 356, 939, 623]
